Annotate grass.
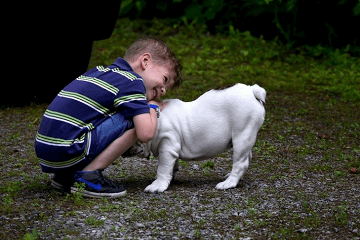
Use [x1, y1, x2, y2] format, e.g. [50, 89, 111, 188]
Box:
[0, 18, 359, 239]
[89, 18, 360, 102]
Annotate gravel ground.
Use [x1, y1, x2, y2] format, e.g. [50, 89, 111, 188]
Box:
[2, 153, 360, 240]
[1, 93, 360, 239]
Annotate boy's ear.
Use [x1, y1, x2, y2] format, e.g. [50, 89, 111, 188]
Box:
[140, 53, 152, 70]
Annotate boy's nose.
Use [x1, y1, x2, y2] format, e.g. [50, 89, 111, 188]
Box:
[160, 87, 166, 96]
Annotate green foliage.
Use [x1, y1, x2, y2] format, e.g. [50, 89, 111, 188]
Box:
[242, 0, 297, 41]
[85, 216, 105, 227]
[202, 161, 215, 170]
[118, 0, 360, 54]
[90, 18, 360, 102]
[334, 204, 349, 227]
[354, 1, 360, 16]
[23, 229, 42, 240]
[183, 0, 225, 22]
[67, 182, 86, 205]
[120, 0, 225, 22]
[120, 0, 146, 16]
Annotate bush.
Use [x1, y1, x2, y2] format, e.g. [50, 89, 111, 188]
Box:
[119, 0, 360, 55]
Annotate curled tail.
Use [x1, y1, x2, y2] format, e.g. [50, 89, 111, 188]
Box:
[251, 84, 266, 105]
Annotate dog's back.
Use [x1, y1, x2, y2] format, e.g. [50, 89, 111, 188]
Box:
[154, 83, 266, 159]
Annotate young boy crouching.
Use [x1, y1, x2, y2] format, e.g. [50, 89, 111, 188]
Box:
[35, 36, 182, 198]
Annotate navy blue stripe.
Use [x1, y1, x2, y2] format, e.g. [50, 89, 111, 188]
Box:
[35, 58, 150, 169]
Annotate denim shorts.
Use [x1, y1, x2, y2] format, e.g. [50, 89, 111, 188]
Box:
[87, 113, 134, 162]
[39, 113, 134, 174]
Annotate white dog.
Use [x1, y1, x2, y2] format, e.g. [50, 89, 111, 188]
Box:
[131, 83, 266, 193]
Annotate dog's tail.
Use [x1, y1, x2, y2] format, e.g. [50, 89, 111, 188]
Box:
[251, 84, 266, 105]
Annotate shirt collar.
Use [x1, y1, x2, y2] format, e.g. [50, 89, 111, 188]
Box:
[110, 57, 134, 72]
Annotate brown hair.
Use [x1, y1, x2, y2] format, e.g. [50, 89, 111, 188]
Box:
[124, 36, 183, 89]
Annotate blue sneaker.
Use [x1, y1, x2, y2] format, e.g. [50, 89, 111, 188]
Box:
[71, 170, 126, 198]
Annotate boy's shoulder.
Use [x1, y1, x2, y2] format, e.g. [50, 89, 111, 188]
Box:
[83, 58, 143, 87]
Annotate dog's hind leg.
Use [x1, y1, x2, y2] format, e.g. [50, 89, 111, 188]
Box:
[216, 151, 250, 190]
[216, 129, 255, 190]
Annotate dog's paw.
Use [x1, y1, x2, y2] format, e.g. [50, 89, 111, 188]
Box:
[215, 175, 239, 190]
[144, 179, 169, 193]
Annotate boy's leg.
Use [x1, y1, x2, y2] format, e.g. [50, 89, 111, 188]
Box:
[70, 114, 137, 198]
[71, 129, 137, 198]
[83, 128, 137, 171]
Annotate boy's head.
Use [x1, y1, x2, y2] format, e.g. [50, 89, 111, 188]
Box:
[124, 36, 183, 101]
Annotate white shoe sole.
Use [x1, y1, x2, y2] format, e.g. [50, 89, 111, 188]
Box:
[51, 179, 64, 190]
[70, 187, 126, 198]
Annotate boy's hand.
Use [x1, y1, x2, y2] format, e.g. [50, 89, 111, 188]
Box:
[134, 100, 167, 143]
[149, 100, 168, 111]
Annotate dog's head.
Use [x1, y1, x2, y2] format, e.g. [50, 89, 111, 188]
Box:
[122, 140, 152, 159]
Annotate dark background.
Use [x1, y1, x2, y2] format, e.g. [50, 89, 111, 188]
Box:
[3, 0, 359, 107]
[120, 0, 359, 52]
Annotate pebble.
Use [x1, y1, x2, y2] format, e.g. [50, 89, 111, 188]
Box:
[192, 164, 200, 170]
[134, 222, 145, 228]
[296, 228, 308, 233]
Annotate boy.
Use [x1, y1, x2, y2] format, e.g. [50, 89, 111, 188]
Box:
[35, 36, 182, 198]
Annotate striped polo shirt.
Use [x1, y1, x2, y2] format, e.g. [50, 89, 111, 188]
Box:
[35, 58, 150, 172]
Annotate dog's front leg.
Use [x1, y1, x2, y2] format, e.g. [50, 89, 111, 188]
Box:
[145, 146, 179, 193]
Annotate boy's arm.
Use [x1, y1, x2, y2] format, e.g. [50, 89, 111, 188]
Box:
[133, 108, 157, 143]
[133, 101, 166, 143]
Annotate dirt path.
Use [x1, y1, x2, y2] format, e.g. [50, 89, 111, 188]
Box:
[1, 92, 359, 239]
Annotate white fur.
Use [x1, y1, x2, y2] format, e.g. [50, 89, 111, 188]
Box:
[137, 83, 266, 192]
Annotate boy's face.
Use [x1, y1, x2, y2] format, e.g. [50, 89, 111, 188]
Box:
[141, 61, 175, 101]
